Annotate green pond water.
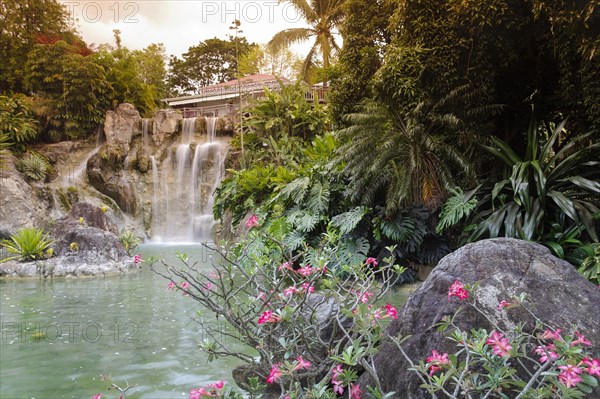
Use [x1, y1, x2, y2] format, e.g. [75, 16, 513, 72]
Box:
[0, 244, 244, 399]
[0, 244, 418, 399]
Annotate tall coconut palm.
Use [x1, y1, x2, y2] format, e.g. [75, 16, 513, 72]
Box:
[267, 0, 346, 83]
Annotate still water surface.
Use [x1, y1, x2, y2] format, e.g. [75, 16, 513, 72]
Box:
[0, 244, 243, 399]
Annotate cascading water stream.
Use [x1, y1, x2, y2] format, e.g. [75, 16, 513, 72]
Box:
[151, 116, 225, 243]
[142, 118, 151, 149]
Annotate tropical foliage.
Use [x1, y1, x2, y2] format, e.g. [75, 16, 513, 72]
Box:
[245, 80, 330, 142]
[435, 119, 600, 268]
[0, 227, 54, 262]
[468, 120, 598, 243]
[0, 95, 39, 149]
[337, 99, 476, 214]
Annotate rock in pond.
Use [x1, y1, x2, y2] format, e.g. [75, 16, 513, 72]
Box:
[0, 202, 138, 278]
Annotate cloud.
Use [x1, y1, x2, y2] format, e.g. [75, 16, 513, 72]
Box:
[61, 1, 311, 57]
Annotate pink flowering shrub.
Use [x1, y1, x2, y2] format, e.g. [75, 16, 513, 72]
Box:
[148, 221, 598, 399]
[148, 222, 406, 399]
[408, 281, 600, 398]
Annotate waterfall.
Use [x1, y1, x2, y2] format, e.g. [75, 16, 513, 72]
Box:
[150, 116, 226, 243]
[142, 119, 151, 149]
[150, 156, 160, 237]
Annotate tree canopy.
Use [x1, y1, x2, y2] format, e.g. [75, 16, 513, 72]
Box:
[166, 36, 255, 96]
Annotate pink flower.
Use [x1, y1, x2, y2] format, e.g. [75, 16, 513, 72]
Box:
[571, 332, 592, 346]
[245, 214, 259, 228]
[486, 331, 512, 357]
[541, 328, 562, 341]
[349, 383, 362, 399]
[168, 281, 176, 290]
[582, 358, 600, 377]
[278, 261, 294, 272]
[559, 372, 582, 388]
[534, 344, 559, 363]
[332, 380, 344, 395]
[207, 380, 225, 390]
[332, 364, 344, 378]
[558, 365, 583, 388]
[293, 356, 311, 371]
[296, 265, 315, 276]
[332, 364, 344, 394]
[372, 308, 382, 320]
[357, 291, 374, 303]
[426, 350, 450, 375]
[181, 281, 190, 290]
[448, 280, 469, 300]
[283, 286, 299, 296]
[266, 363, 283, 384]
[133, 254, 142, 264]
[497, 300, 510, 310]
[365, 257, 378, 267]
[301, 282, 315, 293]
[257, 310, 281, 324]
[385, 303, 398, 319]
[92, 395, 102, 399]
[189, 388, 212, 399]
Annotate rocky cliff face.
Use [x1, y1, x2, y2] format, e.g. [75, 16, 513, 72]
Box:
[358, 238, 600, 397]
[0, 155, 48, 238]
[104, 103, 141, 154]
[86, 151, 139, 216]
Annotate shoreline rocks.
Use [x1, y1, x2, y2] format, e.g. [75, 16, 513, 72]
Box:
[0, 202, 138, 279]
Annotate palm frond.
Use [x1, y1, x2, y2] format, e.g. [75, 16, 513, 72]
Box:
[267, 28, 315, 54]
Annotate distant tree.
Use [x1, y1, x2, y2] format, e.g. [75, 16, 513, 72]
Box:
[166, 36, 255, 96]
[0, 0, 78, 93]
[24, 40, 110, 139]
[238, 44, 302, 80]
[267, 0, 346, 84]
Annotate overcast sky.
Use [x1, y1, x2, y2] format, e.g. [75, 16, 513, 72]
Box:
[60, 1, 311, 58]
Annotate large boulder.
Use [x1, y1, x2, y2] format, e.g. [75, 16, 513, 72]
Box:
[152, 109, 182, 159]
[86, 152, 138, 215]
[359, 238, 600, 397]
[53, 202, 119, 236]
[104, 103, 141, 154]
[0, 156, 48, 238]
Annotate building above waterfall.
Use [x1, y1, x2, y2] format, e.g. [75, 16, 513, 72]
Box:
[163, 74, 328, 118]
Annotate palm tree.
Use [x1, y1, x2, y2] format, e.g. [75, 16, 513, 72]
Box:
[337, 99, 478, 214]
[267, 0, 346, 83]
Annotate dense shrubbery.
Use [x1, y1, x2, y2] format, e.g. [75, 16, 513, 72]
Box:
[436, 119, 600, 268]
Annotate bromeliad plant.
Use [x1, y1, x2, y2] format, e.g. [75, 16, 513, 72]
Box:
[0, 227, 54, 262]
